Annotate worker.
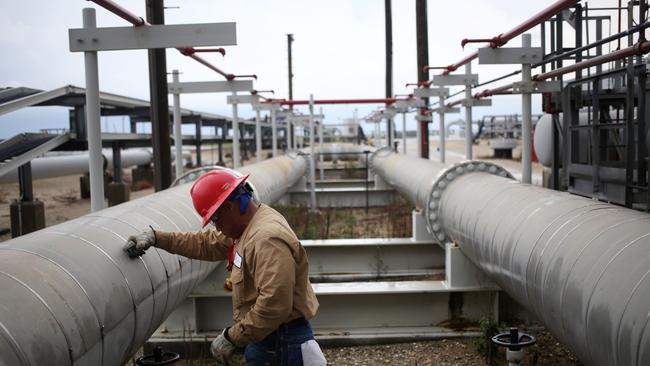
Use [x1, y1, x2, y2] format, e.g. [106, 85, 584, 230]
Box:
[123, 170, 326, 365]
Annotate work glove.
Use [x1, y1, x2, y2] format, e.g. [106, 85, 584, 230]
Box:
[123, 226, 156, 258]
[210, 327, 236, 364]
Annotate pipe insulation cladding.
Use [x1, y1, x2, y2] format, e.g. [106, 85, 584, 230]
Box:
[370, 148, 650, 366]
[0, 154, 307, 366]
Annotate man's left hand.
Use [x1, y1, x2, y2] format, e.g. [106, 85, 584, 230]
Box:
[210, 327, 235, 363]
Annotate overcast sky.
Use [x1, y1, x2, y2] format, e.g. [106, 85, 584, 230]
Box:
[0, 0, 617, 138]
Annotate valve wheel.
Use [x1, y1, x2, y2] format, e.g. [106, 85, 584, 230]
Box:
[491, 327, 536, 351]
[135, 346, 180, 365]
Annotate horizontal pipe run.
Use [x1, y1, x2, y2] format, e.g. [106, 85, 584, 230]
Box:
[535, 20, 650, 68]
[438, 0, 577, 75]
[534, 40, 650, 81]
[498, 0, 578, 45]
[0, 154, 307, 366]
[88, 0, 145, 26]
[370, 150, 650, 366]
[369, 148, 446, 209]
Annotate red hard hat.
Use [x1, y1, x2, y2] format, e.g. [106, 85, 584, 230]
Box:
[190, 170, 250, 227]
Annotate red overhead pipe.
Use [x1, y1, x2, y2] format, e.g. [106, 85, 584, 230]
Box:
[89, 0, 146, 26]
[180, 47, 226, 56]
[441, 51, 479, 75]
[446, 100, 463, 108]
[251, 90, 274, 95]
[474, 84, 513, 98]
[534, 40, 650, 81]
[232, 74, 258, 80]
[427, 0, 578, 75]
[88, 0, 254, 81]
[266, 98, 406, 106]
[405, 81, 432, 88]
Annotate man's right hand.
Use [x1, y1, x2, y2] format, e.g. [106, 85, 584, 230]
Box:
[123, 227, 156, 258]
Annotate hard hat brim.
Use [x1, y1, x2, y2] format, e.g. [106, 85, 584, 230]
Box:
[200, 174, 250, 227]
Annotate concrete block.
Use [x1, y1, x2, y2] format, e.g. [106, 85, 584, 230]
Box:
[107, 182, 131, 207]
[10, 200, 45, 238]
[445, 243, 498, 289]
[79, 172, 111, 199]
[412, 209, 435, 242]
[131, 166, 154, 190]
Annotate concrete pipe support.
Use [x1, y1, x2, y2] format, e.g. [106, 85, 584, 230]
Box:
[370, 148, 650, 366]
[0, 154, 307, 366]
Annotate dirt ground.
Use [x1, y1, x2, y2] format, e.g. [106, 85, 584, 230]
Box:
[0, 172, 155, 242]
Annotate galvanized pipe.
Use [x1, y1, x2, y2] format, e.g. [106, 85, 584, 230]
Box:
[370, 149, 650, 366]
[0, 154, 307, 366]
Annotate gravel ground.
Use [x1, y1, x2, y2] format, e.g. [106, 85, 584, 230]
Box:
[129, 328, 581, 366]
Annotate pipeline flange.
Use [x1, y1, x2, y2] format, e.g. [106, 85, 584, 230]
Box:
[367, 146, 394, 174]
[424, 160, 514, 244]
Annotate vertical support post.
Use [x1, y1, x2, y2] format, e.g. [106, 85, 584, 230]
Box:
[521, 33, 532, 184]
[385, 0, 393, 148]
[416, 0, 429, 158]
[82, 8, 105, 212]
[195, 120, 202, 166]
[319, 107, 324, 181]
[112, 143, 122, 183]
[387, 116, 394, 149]
[231, 91, 241, 168]
[308, 95, 317, 211]
[402, 112, 407, 154]
[271, 107, 278, 157]
[146, 0, 172, 191]
[172, 70, 183, 179]
[464, 63, 473, 160]
[18, 163, 34, 202]
[439, 96, 446, 164]
[591, 77, 602, 193]
[255, 107, 262, 163]
[416, 120, 422, 156]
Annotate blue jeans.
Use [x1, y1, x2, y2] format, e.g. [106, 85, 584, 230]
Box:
[244, 318, 315, 366]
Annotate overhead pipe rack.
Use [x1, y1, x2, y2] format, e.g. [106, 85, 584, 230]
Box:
[265, 97, 415, 106]
[423, 0, 579, 75]
[89, 0, 257, 81]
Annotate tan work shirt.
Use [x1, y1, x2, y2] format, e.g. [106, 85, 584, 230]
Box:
[155, 204, 319, 346]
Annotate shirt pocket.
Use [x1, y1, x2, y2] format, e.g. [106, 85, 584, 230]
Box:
[230, 266, 245, 308]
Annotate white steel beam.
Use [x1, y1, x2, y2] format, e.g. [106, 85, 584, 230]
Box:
[69, 22, 237, 52]
[168, 80, 253, 94]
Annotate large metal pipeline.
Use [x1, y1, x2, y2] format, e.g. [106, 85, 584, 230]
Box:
[369, 148, 445, 209]
[370, 148, 650, 366]
[0, 148, 192, 184]
[0, 149, 152, 184]
[0, 154, 307, 366]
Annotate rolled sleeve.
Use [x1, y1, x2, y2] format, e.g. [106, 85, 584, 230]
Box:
[154, 229, 230, 261]
[229, 237, 295, 346]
